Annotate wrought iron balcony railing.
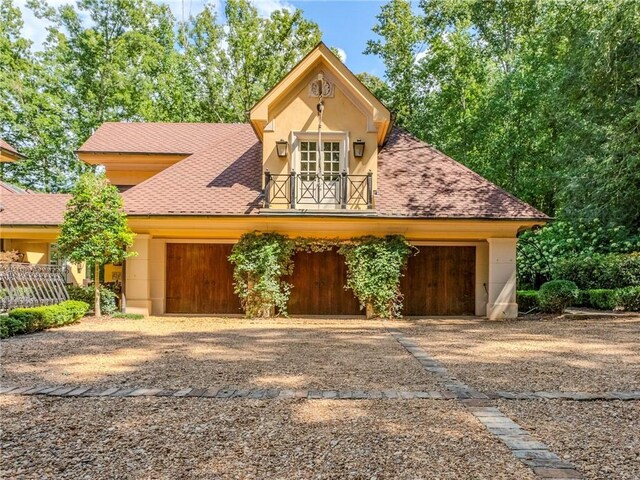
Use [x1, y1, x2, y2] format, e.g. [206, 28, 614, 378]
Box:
[264, 170, 373, 209]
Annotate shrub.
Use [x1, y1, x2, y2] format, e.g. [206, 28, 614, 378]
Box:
[517, 290, 539, 312]
[554, 252, 640, 290]
[68, 285, 118, 315]
[575, 289, 617, 310]
[614, 286, 640, 312]
[538, 280, 579, 313]
[0, 314, 23, 339]
[111, 312, 144, 319]
[517, 220, 640, 289]
[3, 300, 89, 338]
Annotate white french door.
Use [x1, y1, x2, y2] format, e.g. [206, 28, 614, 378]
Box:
[296, 136, 346, 207]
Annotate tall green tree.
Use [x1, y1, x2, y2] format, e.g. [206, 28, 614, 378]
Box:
[186, 0, 321, 122]
[365, 0, 425, 130]
[367, 0, 640, 230]
[1, 0, 80, 191]
[57, 173, 135, 317]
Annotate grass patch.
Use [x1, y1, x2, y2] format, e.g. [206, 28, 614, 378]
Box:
[111, 312, 144, 319]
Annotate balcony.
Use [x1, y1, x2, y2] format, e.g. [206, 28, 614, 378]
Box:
[264, 170, 373, 210]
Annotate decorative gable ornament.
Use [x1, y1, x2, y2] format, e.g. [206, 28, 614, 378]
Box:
[309, 77, 334, 98]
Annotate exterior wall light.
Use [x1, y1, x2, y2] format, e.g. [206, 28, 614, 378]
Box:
[353, 139, 365, 158]
[276, 139, 288, 157]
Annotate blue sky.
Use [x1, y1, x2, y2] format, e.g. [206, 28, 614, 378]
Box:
[289, 1, 387, 76]
[16, 0, 389, 77]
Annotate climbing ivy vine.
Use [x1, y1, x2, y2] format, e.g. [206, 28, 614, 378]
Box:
[230, 233, 415, 319]
[339, 236, 415, 318]
[228, 232, 296, 317]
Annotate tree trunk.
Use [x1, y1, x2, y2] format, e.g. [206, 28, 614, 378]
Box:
[94, 263, 101, 317]
[365, 302, 375, 319]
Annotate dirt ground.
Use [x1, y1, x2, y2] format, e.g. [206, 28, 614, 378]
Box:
[498, 399, 640, 480]
[0, 395, 535, 480]
[2, 314, 639, 479]
[0, 317, 442, 391]
[393, 315, 640, 393]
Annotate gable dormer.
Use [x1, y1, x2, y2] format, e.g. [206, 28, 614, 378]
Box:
[250, 43, 391, 210]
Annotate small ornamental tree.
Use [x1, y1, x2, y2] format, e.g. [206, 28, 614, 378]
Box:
[57, 173, 135, 316]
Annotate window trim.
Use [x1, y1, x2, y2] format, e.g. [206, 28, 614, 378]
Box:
[291, 131, 349, 175]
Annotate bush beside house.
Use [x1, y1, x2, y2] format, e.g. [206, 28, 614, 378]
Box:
[68, 285, 118, 315]
[554, 252, 640, 290]
[517, 251, 640, 314]
[0, 300, 89, 338]
[614, 287, 640, 312]
[537, 280, 579, 313]
[518, 285, 639, 314]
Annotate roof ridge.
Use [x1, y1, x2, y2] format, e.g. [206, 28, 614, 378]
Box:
[100, 121, 250, 126]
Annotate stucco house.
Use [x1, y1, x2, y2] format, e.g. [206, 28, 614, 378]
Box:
[0, 43, 547, 319]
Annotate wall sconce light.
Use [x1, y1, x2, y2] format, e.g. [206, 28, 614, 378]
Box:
[353, 139, 365, 158]
[276, 139, 288, 157]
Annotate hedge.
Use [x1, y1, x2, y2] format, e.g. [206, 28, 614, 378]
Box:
[554, 252, 640, 290]
[68, 285, 118, 315]
[518, 287, 639, 313]
[517, 290, 539, 312]
[614, 286, 640, 312]
[0, 300, 89, 339]
[576, 289, 617, 310]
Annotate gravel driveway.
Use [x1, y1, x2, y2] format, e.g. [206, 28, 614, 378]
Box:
[498, 399, 640, 480]
[0, 317, 441, 391]
[2, 315, 639, 479]
[394, 316, 640, 393]
[0, 395, 535, 480]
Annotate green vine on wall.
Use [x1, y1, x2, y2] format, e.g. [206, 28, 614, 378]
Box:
[229, 233, 415, 319]
[339, 235, 415, 318]
[228, 232, 296, 317]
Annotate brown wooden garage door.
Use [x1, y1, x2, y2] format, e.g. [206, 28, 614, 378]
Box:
[401, 246, 475, 316]
[287, 249, 361, 316]
[166, 243, 241, 314]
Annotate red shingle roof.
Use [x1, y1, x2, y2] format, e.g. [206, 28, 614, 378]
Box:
[0, 193, 70, 225]
[376, 128, 547, 219]
[0, 139, 19, 155]
[1, 123, 547, 224]
[122, 124, 262, 215]
[0, 181, 30, 195]
[77, 122, 246, 155]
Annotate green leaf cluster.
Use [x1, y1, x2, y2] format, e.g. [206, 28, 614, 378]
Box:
[537, 280, 579, 313]
[1, 300, 89, 338]
[517, 220, 640, 288]
[367, 0, 640, 231]
[339, 235, 415, 318]
[57, 173, 135, 267]
[68, 284, 118, 315]
[229, 232, 296, 318]
[1, 0, 320, 191]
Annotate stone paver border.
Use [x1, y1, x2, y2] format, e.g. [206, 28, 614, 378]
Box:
[1, 385, 637, 403]
[0, 385, 455, 400]
[385, 324, 584, 480]
[1, 384, 637, 401]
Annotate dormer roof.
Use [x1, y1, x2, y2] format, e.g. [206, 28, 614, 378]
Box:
[249, 42, 392, 146]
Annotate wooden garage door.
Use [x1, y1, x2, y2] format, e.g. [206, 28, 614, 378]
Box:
[287, 249, 361, 316]
[166, 243, 241, 314]
[401, 246, 475, 316]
